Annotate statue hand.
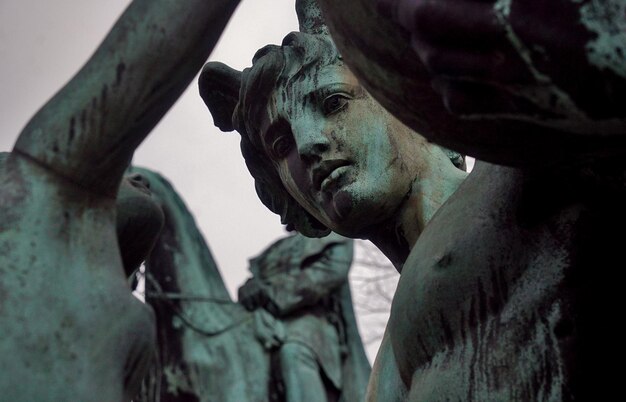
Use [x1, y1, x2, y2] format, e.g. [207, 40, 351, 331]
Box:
[252, 309, 285, 350]
[238, 278, 270, 311]
[377, 0, 531, 85]
[376, 0, 626, 121]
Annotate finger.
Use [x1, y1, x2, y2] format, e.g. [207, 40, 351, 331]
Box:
[403, 0, 504, 46]
[376, 0, 399, 18]
[410, 34, 534, 83]
[433, 78, 556, 118]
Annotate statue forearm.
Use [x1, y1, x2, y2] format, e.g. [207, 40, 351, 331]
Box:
[318, 0, 626, 167]
[14, 0, 240, 196]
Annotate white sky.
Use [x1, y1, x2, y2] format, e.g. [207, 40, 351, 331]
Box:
[0, 0, 398, 361]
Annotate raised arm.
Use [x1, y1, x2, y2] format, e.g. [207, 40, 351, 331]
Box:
[14, 0, 240, 196]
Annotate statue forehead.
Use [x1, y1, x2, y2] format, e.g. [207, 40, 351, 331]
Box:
[268, 63, 354, 122]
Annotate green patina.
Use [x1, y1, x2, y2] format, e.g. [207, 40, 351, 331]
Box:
[0, 1, 240, 400]
[132, 168, 370, 402]
[203, 0, 626, 400]
[580, 0, 626, 78]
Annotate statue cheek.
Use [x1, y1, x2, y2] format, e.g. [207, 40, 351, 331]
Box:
[284, 154, 311, 196]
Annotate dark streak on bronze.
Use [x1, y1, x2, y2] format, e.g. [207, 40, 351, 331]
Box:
[116, 62, 126, 87]
[68, 117, 75, 143]
[439, 310, 454, 347]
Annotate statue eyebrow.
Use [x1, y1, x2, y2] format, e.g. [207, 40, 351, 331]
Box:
[293, 84, 339, 113]
[286, 75, 346, 103]
[306, 82, 360, 105]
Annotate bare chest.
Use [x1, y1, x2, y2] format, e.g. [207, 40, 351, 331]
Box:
[388, 164, 582, 400]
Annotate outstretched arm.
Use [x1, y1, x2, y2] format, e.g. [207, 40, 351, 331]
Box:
[14, 0, 240, 196]
[316, 0, 626, 167]
[377, 0, 626, 129]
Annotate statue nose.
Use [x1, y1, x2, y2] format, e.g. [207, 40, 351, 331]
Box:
[295, 129, 331, 163]
[299, 141, 330, 164]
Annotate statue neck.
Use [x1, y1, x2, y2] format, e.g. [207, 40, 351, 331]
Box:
[368, 157, 468, 272]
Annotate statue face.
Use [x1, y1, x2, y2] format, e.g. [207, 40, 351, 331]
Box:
[259, 63, 422, 236]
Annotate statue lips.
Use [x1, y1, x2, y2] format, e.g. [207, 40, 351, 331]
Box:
[312, 159, 351, 192]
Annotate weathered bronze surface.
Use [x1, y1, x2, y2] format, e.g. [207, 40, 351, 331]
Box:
[133, 167, 270, 402]
[133, 167, 370, 402]
[316, 0, 626, 166]
[240, 232, 371, 402]
[0, 1, 239, 400]
[202, 0, 626, 400]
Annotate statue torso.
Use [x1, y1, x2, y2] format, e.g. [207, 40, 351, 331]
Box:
[0, 155, 155, 401]
[387, 160, 624, 401]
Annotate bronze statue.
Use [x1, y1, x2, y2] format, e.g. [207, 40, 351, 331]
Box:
[132, 167, 370, 402]
[0, 1, 240, 400]
[201, 0, 626, 400]
[239, 232, 370, 402]
[317, 0, 626, 166]
[132, 167, 272, 402]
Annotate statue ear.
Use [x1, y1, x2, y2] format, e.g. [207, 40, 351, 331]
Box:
[199, 62, 242, 132]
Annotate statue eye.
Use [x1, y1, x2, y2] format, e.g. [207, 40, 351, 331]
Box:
[271, 135, 293, 159]
[322, 93, 349, 115]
